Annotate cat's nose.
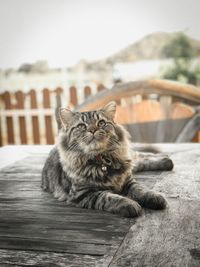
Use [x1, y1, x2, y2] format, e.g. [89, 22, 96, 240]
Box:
[88, 126, 97, 134]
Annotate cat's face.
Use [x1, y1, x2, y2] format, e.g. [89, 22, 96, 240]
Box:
[59, 102, 122, 156]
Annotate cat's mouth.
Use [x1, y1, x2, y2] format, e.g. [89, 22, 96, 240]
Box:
[83, 141, 106, 155]
[86, 131, 106, 143]
[85, 138, 104, 147]
[81, 134, 108, 155]
[87, 143, 105, 152]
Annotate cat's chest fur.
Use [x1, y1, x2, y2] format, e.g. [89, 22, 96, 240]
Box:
[58, 146, 133, 193]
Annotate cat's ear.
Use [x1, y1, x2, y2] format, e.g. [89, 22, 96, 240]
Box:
[59, 108, 74, 129]
[103, 101, 116, 120]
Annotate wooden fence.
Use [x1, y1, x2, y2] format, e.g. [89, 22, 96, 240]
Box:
[1, 79, 200, 145]
[0, 84, 106, 146]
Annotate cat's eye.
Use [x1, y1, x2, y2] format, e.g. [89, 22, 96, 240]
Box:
[77, 123, 86, 130]
[98, 119, 106, 127]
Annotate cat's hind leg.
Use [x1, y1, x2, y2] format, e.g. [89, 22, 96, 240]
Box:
[133, 152, 174, 172]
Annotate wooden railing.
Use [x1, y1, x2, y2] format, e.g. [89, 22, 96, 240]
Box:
[76, 80, 198, 119]
[77, 80, 200, 142]
[0, 79, 200, 145]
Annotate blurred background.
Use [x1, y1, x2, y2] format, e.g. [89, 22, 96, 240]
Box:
[0, 0, 200, 145]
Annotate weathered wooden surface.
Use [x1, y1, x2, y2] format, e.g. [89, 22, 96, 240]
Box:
[109, 200, 200, 267]
[0, 144, 200, 266]
[110, 144, 200, 267]
[0, 147, 132, 266]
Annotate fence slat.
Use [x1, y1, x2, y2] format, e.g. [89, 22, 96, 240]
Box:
[3, 92, 15, 144]
[30, 89, 40, 144]
[15, 91, 27, 144]
[69, 86, 78, 106]
[84, 86, 92, 99]
[43, 88, 54, 144]
[97, 84, 106, 92]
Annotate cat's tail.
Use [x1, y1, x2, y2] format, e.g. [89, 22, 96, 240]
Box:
[132, 144, 160, 154]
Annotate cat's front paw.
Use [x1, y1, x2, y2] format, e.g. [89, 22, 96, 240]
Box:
[142, 191, 168, 210]
[118, 200, 142, 218]
[158, 155, 174, 171]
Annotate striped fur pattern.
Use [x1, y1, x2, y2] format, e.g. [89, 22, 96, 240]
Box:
[42, 102, 173, 217]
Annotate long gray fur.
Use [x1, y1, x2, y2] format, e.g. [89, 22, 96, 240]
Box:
[42, 102, 173, 217]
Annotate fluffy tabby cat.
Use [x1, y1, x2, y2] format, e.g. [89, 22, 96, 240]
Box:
[42, 102, 173, 217]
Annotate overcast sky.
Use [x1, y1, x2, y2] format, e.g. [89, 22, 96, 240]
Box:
[0, 0, 200, 69]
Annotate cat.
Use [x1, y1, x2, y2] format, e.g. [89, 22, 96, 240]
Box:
[41, 102, 173, 217]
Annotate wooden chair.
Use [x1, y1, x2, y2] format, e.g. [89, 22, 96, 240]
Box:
[76, 79, 200, 143]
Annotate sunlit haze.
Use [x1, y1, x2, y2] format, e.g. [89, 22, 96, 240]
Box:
[0, 0, 200, 69]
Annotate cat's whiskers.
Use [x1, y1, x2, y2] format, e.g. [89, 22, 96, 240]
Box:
[107, 138, 120, 148]
[68, 142, 79, 151]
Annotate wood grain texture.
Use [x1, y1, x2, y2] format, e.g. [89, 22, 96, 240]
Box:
[0, 249, 101, 266]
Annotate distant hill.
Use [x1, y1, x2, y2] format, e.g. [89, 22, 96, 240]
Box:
[89, 32, 200, 68]
[66, 32, 200, 85]
[108, 32, 200, 63]
[14, 32, 200, 77]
